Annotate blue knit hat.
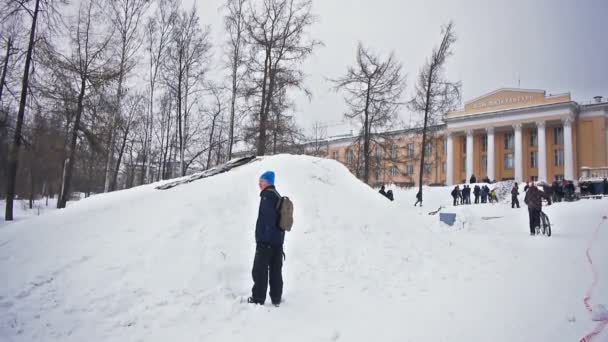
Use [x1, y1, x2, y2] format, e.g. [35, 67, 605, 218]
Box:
[260, 171, 275, 185]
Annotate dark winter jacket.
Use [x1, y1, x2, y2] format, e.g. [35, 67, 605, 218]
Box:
[511, 187, 519, 196]
[470, 175, 477, 184]
[474, 185, 481, 196]
[255, 186, 285, 246]
[524, 186, 551, 209]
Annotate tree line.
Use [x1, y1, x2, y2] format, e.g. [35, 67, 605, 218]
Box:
[1, 0, 320, 220]
[1, 0, 460, 220]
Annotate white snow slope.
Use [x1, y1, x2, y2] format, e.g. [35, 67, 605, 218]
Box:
[1, 155, 607, 342]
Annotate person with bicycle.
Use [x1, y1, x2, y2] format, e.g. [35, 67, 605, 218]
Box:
[524, 182, 552, 236]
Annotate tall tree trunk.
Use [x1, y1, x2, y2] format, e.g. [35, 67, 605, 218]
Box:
[256, 49, 270, 156]
[176, 61, 183, 176]
[58, 75, 87, 209]
[362, 81, 371, 184]
[103, 39, 127, 193]
[111, 124, 131, 191]
[206, 115, 217, 170]
[5, 0, 41, 220]
[417, 67, 434, 203]
[0, 37, 13, 105]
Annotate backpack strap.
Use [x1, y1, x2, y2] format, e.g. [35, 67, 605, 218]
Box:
[267, 188, 282, 211]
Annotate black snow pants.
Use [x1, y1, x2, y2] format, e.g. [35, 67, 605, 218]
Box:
[528, 208, 541, 234]
[251, 243, 283, 304]
[512, 195, 520, 208]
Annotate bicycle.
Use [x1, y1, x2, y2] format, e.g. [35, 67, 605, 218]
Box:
[536, 211, 552, 237]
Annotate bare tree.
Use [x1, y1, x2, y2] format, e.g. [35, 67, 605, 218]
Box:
[3, 0, 67, 220]
[43, 0, 116, 208]
[308, 121, 327, 157]
[142, 0, 177, 185]
[409, 21, 461, 204]
[163, 5, 211, 176]
[245, 0, 321, 156]
[103, 0, 150, 192]
[331, 43, 406, 184]
[223, 0, 248, 160]
[111, 93, 144, 190]
[205, 87, 224, 169]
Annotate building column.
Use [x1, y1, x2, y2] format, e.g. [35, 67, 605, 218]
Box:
[486, 127, 495, 182]
[563, 117, 575, 180]
[537, 121, 547, 183]
[514, 123, 523, 182]
[466, 129, 474, 181]
[446, 132, 454, 185]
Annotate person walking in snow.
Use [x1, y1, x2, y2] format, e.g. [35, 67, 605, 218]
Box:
[386, 190, 394, 201]
[451, 186, 460, 206]
[249, 171, 284, 306]
[414, 191, 422, 207]
[481, 185, 488, 203]
[603, 178, 608, 195]
[379, 185, 387, 197]
[511, 183, 520, 208]
[470, 174, 477, 184]
[473, 185, 481, 204]
[524, 182, 552, 236]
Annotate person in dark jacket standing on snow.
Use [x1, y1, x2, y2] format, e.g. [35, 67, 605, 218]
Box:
[473, 185, 481, 204]
[451, 186, 459, 206]
[524, 183, 551, 236]
[249, 171, 284, 306]
[511, 183, 520, 208]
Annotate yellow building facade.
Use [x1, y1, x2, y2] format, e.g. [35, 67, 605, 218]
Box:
[311, 89, 608, 186]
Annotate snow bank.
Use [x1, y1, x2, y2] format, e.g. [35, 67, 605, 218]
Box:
[1, 154, 607, 342]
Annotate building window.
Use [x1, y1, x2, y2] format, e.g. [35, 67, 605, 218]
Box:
[375, 167, 381, 179]
[406, 164, 414, 175]
[481, 155, 487, 171]
[390, 165, 399, 177]
[504, 153, 514, 169]
[442, 162, 446, 174]
[391, 144, 398, 159]
[333, 151, 339, 160]
[481, 135, 488, 152]
[530, 151, 538, 168]
[376, 147, 382, 160]
[555, 149, 564, 166]
[554, 127, 564, 145]
[555, 174, 564, 182]
[347, 150, 354, 165]
[530, 176, 538, 182]
[424, 142, 432, 157]
[530, 130, 538, 147]
[462, 156, 466, 171]
[424, 163, 432, 175]
[504, 133, 514, 150]
[443, 139, 447, 154]
[406, 143, 414, 158]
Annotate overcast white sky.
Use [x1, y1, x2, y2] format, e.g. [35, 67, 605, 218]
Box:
[187, 0, 608, 136]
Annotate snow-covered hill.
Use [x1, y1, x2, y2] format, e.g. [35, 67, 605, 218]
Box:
[1, 155, 607, 342]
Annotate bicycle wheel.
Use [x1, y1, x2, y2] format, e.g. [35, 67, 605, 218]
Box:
[541, 212, 551, 237]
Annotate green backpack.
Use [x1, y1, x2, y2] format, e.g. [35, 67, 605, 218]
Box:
[268, 189, 294, 232]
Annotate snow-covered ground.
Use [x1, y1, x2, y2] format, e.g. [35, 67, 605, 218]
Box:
[0, 198, 59, 227]
[0, 155, 606, 342]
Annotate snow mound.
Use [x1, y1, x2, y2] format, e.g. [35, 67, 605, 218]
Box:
[1, 154, 607, 342]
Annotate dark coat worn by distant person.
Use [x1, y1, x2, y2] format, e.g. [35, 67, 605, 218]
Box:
[511, 183, 520, 208]
[473, 185, 481, 204]
[414, 191, 422, 207]
[470, 175, 477, 184]
[524, 185, 551, 236]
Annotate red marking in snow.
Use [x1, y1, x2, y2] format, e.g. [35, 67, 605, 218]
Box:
[579, 216, 608, 342]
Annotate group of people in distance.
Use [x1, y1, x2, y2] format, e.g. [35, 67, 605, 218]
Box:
[451, 174, 497, 206]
